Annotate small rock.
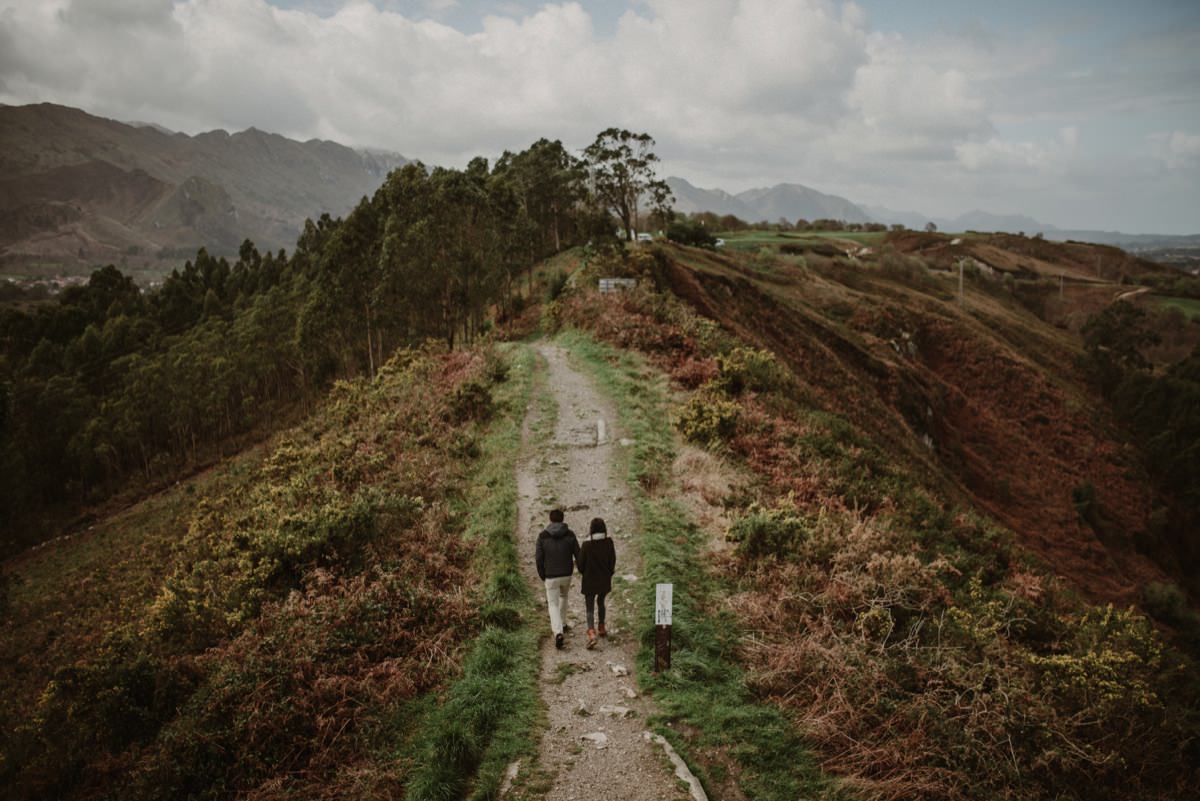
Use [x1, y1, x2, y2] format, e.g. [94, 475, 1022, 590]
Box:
[619, 438, 635, 447]
[498, 760, 521, 798]
[581, 731, 609, 748]
[548, 458, 561, 466]
[599, 705, 632, 718]
[619, 685, 638, 699]
[608, 662, 629, 676]
[621, 573, 638, 582]
[575, 701, 591, 717]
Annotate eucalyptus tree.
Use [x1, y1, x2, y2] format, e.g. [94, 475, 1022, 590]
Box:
[582, 128, 673, 241]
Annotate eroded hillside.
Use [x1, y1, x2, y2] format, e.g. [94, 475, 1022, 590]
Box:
[645, 238, 1180, 603]
[547, 237, 1199, 799]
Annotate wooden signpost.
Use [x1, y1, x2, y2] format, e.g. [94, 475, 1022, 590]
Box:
[655, 583, 673, 672]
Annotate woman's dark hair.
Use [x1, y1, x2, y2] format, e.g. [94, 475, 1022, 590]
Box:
[589, 517, 607, 534]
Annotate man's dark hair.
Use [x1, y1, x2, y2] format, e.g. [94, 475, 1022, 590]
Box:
[549, 509, 564, 523]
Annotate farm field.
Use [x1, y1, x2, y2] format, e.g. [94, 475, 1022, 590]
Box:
[717, 229, 886, 250]
[1156, 295, 1200, 319]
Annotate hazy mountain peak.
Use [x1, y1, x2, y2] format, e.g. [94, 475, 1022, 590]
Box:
[668, 176, 871, 223]
[0, 103, 409, 269]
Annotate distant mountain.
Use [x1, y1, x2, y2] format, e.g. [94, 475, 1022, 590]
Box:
[0, 103, 408, 273]
[667, 176, 872, 224]
[681, 184, 1200, 250]
[862, 205, 1053, 235]
[862, 204, 1200, 250]
[667, 177, 750, 218]
[861, 204, 933, 231]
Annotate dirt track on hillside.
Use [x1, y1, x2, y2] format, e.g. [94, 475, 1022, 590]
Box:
[503, 343, 699, 801]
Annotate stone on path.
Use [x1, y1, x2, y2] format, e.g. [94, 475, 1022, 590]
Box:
[599, 705, 632, 718]
[644, 731, 709, 801]
[580, 732, 609, 748]
[498, 760, 521, 798]
[607, 662, 629, 676]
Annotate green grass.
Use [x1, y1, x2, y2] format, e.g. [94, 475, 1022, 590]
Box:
[717, 229, 885, 250]
[555, 330, 839, 801]
[402, 344, 543, 801]
[1156, 295, 1200, 319]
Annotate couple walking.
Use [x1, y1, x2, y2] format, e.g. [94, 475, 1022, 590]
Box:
[535, 509, 616, 650]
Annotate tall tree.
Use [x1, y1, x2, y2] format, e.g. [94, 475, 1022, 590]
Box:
[582, 128, 672, 242]
[495, 138, 586, 255]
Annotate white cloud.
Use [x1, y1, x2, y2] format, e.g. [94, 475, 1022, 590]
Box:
[0, 0, 1195, 232]
[1148, 130, 1200, 170]
[0, 0, 948, 164]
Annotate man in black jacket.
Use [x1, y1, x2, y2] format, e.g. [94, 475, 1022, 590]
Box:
[536, 509, 580, 649]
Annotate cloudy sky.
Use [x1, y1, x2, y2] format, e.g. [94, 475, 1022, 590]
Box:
[1, 0, 1197, 233]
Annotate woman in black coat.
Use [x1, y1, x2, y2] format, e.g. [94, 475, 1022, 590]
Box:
[578, 517, 617, 649]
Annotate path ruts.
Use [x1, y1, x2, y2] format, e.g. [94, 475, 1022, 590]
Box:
[505, 343, 700, 801]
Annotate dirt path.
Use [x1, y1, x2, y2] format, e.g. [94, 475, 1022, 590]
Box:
[504, 343, 702, 801]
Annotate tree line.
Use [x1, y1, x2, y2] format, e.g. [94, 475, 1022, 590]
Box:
[678, 210, 901, 234]
[0, 129, 673, 552]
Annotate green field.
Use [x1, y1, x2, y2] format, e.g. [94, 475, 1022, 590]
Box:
[717, 229, 885, 251]
[1156, 295, 1200, 319]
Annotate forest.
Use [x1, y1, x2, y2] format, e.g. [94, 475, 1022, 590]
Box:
[0, 129, 670, 553]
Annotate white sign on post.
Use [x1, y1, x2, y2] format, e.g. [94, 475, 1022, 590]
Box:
[655, 583, 673, 626]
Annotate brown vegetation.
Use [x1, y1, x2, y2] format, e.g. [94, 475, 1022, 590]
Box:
[550, 242, 1199, 800]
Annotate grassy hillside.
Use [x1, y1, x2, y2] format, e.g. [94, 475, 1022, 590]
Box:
[4, 213, 1197, 801]
[0, 342, 538, 800]
[546, 239, 1200, 799]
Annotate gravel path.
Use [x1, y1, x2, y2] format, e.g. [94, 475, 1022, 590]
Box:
[506, 343, 695, 801]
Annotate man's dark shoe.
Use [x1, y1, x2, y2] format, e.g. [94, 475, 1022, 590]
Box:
[555, 633, 564, 649]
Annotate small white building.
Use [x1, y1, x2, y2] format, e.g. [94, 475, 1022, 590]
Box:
[599, 278, 638, 294]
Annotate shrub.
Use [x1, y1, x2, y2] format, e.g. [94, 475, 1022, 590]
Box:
[1072, 480, 1100, 528]
[676, 391, 740, 446]
[727, 500, 812, 560]
[877, 246, 935, 289]
[449, 378, 493, 422]
[666, 218, 717, 248]
[544, 269, 568, 302]
[713, 347, 787, 395]
[1143, 581, 1190, 624]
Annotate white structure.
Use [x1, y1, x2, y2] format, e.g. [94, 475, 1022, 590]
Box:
[599, 278, 638, 294]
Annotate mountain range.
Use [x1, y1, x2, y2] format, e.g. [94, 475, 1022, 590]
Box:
[666, 176, 872, 224]
[2, 104, 1195, 279]
[0, 103, 406, 274]
[669, 176, 1199, 250]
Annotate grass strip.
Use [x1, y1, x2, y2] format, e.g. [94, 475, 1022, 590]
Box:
[404, 343, 543, 801]
[556, 329, 838, 801]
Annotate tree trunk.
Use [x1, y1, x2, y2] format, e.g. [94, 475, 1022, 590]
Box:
[365, 303, 375, 378]
[552, 202, 561, 251]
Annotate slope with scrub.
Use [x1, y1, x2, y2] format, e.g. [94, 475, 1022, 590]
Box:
[0, 342, 541, 800]
[546, 239, 1199, 800]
